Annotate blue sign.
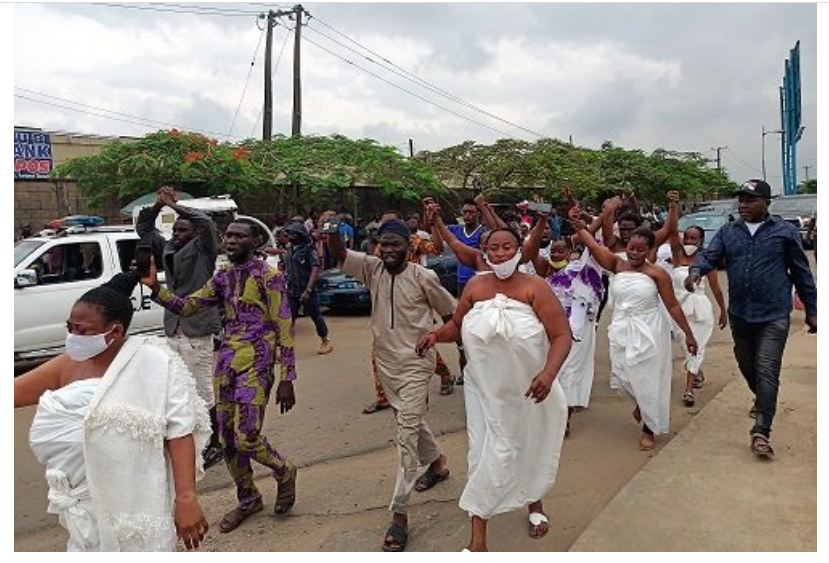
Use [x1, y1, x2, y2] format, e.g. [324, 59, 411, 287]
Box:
[14, 129, 53, 180]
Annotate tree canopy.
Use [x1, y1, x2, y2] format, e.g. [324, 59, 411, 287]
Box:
[52, 130, 445, 209]
[798, 178, 817, 194]
[416, 139, 738, 206]
[53, 129, 738, 212]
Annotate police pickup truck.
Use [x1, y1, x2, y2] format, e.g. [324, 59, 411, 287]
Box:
[15, 201, 277, 361]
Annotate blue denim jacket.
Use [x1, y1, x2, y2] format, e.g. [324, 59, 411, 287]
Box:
[690, 215, 817, 323]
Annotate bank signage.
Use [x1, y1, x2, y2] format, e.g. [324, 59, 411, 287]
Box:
[14, 129, 53, 179]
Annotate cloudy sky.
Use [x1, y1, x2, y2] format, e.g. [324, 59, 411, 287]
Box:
[13, 2, 819, 193]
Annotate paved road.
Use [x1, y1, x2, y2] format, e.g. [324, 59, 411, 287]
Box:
[16, 272, 743, 550]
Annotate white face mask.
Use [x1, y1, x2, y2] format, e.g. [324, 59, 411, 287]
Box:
[486, 250, 523, 280]
[683, 244, 699, 256]
[65, 326, 116, 361]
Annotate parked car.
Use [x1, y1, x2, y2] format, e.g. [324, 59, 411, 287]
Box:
[768, 194, 817, 249]
[692, 199, 738, 214]
[316, 268, 371, 314]
[14, 224, 167, 361]
[677, 211, 735, 250]
[425, 245, 459, 296]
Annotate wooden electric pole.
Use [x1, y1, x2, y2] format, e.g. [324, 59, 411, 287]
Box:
[263, 10, 276, 140]
[291, 4, 304, 138]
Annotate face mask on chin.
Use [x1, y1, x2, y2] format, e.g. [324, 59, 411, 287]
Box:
[683, 244, 699, 256]
[549, 259, 569, 270]
[486, 250, 522, 280]
[65, 326, 116, 362]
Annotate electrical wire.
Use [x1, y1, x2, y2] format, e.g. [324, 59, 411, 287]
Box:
[307, 16, 546, 138]
[249, 26, 292, 139]
[228, 25, 267, 138]
[300, 34, 518, 140]
[723, 148, 763, 176]
[95, 3, 261, 17]
[15, 91, 242, 140]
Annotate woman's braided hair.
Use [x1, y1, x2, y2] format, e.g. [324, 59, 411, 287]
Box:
[76, 271, 140, 329]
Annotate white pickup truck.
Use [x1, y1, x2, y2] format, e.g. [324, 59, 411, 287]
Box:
[14, 197, 276, 361]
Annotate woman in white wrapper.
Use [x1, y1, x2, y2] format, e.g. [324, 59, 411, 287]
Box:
[416, 227, 572, 552]
[533, 236, 605, 436]
[665, 197, 728, 407]
[568, 203, 699, 452]
[14, 272, 211, 552]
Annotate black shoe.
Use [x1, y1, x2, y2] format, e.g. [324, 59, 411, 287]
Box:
[202, 444, 224, 469]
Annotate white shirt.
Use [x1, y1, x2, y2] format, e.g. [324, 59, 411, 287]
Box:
[745, 221, 762, 236]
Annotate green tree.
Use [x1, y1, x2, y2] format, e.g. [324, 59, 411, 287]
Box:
[798, 178, 817, 194]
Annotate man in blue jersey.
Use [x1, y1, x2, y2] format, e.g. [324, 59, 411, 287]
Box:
[447, 199, 487, 383]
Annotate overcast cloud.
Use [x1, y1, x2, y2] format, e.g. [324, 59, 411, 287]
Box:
[14, 2, 818, 193]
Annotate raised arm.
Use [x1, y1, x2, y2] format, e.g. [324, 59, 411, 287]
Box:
[423, 197, 445, 255]
[570, 206, 622, 273]
[169, 202, 218, 258]
[427, 203, 480, 269]
[520, 210, 550, 265]
[601, 196, 623, 250]
[474, 193, 507, 230]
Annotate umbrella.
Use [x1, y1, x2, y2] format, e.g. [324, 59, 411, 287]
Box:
[120, 192, 193, 216]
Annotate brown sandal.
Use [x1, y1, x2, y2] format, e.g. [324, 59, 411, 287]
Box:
[750, 433, 774, 459]
[219, 498, 264, 533]
[275, 465, 297, 515]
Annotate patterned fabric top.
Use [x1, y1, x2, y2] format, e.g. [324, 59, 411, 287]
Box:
[155, 258, 296, 405]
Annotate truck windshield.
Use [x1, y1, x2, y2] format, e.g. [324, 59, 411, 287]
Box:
[14, 239, 44, 267]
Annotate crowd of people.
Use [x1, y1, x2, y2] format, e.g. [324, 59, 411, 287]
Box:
[14, 179, 817, 552]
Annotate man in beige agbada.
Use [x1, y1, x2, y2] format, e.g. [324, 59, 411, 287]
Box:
[328, 218, 457, 552]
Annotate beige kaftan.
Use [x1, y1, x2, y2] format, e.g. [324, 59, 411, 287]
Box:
[342, 250, 457, 513]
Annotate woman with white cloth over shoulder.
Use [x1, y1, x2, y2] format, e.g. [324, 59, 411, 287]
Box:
[416, 227, 572, 552]
[14, 272, 211, 551]
[568, 200, 698, 452]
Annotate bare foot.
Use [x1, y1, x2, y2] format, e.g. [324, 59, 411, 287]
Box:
[639, 433, 655, 451]
[528, 501, 549, 539]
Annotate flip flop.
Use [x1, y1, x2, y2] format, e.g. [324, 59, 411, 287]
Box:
[414, 466, 449, 492]
[440, 379, 455, 396]
[362, 401, 391, 415]
[528, 512, 549, 539]
[381, 522, 408, 552]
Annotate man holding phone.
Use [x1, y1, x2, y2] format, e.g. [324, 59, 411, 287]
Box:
[136, 186, 224, 469]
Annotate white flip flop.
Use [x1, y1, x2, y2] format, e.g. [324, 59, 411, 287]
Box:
[528, 512, 549, 538]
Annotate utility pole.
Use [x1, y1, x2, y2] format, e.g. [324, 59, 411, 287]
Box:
[803, 165, 811, 182]
[291, 4, 304, 138]
[262, 10, 276, 141]
[711, 146, 727, 171]
[408, 139, 414, 158]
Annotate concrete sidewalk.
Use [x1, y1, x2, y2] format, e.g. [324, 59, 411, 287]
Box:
[571, 326, 817, 552]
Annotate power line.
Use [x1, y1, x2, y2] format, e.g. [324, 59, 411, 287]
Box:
[228, 25, 267, 138]
[95, 3, 261, 17]
[249, 26, 292, 139]
[724, 148, 763, 176]
[300, 34, 518, 140]
[15, 91, 242, 141]
[306, 16, 546, 139]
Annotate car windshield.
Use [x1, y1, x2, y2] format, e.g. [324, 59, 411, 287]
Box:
[698, 200, 735, 212]
[14, 239, 45, 267]
[769, 197, 816, 215]
[678, 214, 728, 231]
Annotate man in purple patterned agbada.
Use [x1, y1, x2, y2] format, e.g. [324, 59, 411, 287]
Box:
[143, 219, 298, 534]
